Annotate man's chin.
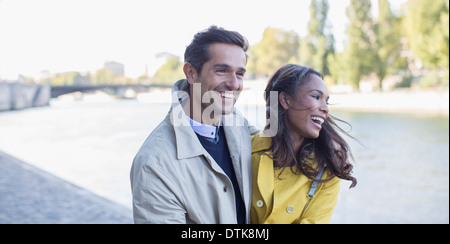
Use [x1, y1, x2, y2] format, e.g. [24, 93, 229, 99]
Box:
[221, 104, 235, 115]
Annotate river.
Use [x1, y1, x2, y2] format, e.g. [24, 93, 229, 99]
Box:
[0, 97, 448, 224]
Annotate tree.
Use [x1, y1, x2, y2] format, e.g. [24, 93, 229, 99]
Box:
[92, 68, 118, 85]
[44, 71, 87, 86]
[327, 51, 346, 85]
[247, 28, 300, 78]
[403, 0, 449, 70]
[373, 0, 405, 89]
[341, 0, 377, 89]
[152, 56, 185, 85]
[299, 0, 335, 76]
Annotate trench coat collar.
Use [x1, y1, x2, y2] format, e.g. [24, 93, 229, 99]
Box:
[170, 79, 203, 159]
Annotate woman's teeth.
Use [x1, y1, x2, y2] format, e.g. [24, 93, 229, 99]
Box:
[311, 116, 324, 125]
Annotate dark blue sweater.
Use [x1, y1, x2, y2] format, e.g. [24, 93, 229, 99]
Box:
[195, 126, 246, 224]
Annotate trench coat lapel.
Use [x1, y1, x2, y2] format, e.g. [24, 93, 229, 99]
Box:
[223, 111, 250, 200]
[170, 103, 227, 177]
[170, 102, 204, 160]
[223, 122, 242, 186]
[169, 85, 241, 179]
[223, 112, 252, 223]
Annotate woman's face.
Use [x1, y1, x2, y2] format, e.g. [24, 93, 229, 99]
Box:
[281, 74, 330, 140]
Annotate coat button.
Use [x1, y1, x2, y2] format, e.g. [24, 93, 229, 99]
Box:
[286, 206, 294, 213]
[256, 200, 264, 208]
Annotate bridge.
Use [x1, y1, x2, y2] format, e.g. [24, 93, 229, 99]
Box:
[50, 84, 172, 98]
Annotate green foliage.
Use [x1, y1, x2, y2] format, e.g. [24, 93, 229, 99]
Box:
[395, 73, 413, 88]
[44, 72, 88, 86]
[247, 28, 300, 77]
[152, 57, 185, 85]
[325, 0, 448, 90]
[374, 0, 405, 88]
[327, 52, 346, 85]
[45, 69, 132, 86]
[416, 70, 449, 88]
[299, 0, 335, 76]
[340, 0, 377, 89]
[403, 0, 449, 69]
[91, 68, 118, 85]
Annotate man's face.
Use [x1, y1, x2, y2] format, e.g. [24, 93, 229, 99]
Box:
[188, 43, 247, 122]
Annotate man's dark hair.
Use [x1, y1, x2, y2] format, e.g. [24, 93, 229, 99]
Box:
[184, 25, 249, 74]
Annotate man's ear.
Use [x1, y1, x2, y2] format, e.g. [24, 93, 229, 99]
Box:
[279, 91, 290, 110]
[183, 62, 198, 85]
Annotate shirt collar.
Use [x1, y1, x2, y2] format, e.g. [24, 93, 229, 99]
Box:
[188, 116, 220, 139]
[179, 96, 222, 140]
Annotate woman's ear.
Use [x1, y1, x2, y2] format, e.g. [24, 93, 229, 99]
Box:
[279, 91, 290, 110]
[183, 62, 198, 85]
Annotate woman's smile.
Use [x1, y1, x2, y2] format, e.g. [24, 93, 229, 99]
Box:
[311, 115, 326, 129]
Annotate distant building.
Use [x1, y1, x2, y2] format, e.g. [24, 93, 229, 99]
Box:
[104, 61, 125, 76]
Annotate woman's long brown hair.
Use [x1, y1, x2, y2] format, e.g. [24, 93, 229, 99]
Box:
[263, 64, 357, 188]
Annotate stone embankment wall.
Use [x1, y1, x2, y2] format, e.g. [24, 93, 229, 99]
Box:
[0, 82, 51, 111]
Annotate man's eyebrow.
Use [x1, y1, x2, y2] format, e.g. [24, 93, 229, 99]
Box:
[213, 63, 231, 70]
[214, 63, 246, 72]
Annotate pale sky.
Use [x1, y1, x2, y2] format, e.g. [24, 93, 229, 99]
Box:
[0, 0, 405, 80]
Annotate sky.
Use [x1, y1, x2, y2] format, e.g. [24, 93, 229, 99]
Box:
[0, 0, 406, 80]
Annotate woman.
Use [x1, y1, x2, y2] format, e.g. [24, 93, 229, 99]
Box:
[251, 64, 357, 224]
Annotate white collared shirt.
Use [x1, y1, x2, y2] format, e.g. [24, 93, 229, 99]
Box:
[188, 116, 218, 139]
[181, 97, 221, 143]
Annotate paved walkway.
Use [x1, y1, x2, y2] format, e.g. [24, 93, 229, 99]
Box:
[0, 150, 133, 224]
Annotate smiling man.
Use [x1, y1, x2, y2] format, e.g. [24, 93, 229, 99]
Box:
[184, 41, 247, 125]
[130, 26, 253, 224]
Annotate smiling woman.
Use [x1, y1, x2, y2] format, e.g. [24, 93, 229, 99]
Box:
[251, 64, 357, 224]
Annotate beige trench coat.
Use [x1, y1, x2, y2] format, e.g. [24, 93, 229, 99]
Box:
[130, 79, 252, 224]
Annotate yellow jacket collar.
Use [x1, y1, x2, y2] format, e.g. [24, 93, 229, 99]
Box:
[251, 134, 274, 209]
[251, 133, 272, 153]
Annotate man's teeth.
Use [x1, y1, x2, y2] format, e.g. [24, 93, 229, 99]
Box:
[311, 116, 324, 124]
[220, 93, 234, 99]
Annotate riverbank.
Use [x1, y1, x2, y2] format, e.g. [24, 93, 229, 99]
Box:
[330, 89, 449, 115]
[0, 150, 133, 224]
[0, 82, 51, 111]
[244, 79, 449, 115]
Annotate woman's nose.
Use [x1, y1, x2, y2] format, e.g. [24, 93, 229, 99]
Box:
[320, 100, 329, 114]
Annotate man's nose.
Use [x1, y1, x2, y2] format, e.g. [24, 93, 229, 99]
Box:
[226, 74, 240, 91]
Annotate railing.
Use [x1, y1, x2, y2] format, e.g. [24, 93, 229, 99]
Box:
[50, 84, 171, 98]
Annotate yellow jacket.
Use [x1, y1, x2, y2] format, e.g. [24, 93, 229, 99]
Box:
[250, 134, 340, 224]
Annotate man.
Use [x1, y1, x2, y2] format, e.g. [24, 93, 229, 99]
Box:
[130, 26, 253, 224]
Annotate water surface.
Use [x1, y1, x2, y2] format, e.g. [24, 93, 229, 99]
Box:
[0, 99, 448, 223]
